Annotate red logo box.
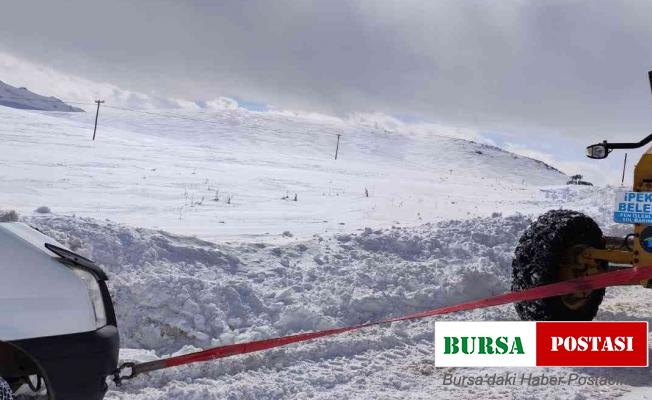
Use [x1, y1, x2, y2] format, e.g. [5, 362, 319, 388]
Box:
[536, 321, 648, 367]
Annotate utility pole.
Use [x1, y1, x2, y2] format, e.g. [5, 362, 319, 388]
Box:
[92, 100, 105, 141]
[622, 153, 628, 185]
[334, 133, 341, 160]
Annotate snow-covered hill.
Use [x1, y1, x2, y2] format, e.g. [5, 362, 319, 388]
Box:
[0, 80, 83, 112]
[0, 105, 566, 242]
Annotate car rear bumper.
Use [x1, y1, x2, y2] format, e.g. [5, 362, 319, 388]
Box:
[11, 324, 119, 400]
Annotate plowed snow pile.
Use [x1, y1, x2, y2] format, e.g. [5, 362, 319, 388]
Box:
[31, 214, 528, 355]
[24, 202, 647, 400]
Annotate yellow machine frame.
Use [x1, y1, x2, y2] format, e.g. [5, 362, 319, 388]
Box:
[573, 148, 652, 292]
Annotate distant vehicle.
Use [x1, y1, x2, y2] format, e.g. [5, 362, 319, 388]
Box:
[0, 223, 119, 400]
[566, 174, 593, 186]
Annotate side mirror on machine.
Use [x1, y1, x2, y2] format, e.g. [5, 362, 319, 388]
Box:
[586, 143, 609, 159]
[584, 72, 652, 160]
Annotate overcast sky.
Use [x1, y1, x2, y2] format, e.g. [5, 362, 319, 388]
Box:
[2, 0, 652, 161]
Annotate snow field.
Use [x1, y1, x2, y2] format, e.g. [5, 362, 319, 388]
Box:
[0, 104, 567, 243]
[2, 99, 645, 399]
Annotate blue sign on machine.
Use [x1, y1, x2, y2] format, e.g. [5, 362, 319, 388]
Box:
[614, 191, 652, 224]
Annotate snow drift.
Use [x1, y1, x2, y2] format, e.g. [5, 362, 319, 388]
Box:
[21, 201, 642, 400]
[30, 213, 529, 354]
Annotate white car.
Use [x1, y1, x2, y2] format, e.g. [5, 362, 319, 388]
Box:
[0, 223, 119, 399]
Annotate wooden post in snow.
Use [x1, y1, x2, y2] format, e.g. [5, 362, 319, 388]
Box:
[622, 153, 628, 185]
[334, 134, 341, 160]
[92, 99, 105, 141]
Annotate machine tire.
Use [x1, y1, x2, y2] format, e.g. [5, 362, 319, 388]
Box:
[512, 209, 605, 321]
[0, 378, 13, 400]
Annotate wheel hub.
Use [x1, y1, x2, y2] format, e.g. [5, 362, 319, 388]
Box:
[559, 245, 601, 310]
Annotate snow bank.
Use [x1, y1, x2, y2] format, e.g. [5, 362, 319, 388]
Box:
[15, 185, 637, 399]
[25, 211, 632, 400]
[30, 213, 529, 355]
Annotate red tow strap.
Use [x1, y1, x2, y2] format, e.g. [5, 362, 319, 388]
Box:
[115, 265, 652, 382]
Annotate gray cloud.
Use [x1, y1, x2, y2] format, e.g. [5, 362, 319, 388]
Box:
[3, 0, 652, 139]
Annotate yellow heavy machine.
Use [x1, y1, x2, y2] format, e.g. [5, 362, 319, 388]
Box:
[512, 72, 652, 321]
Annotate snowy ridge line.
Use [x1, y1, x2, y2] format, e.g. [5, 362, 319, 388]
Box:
[0, 94, 94, 105]
[116, 264, 652, 382]
[0, 94, 568, 174]
[0, 81, 87, 112]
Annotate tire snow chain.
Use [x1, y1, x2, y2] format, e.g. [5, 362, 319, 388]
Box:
[111, 265, 652, 385]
